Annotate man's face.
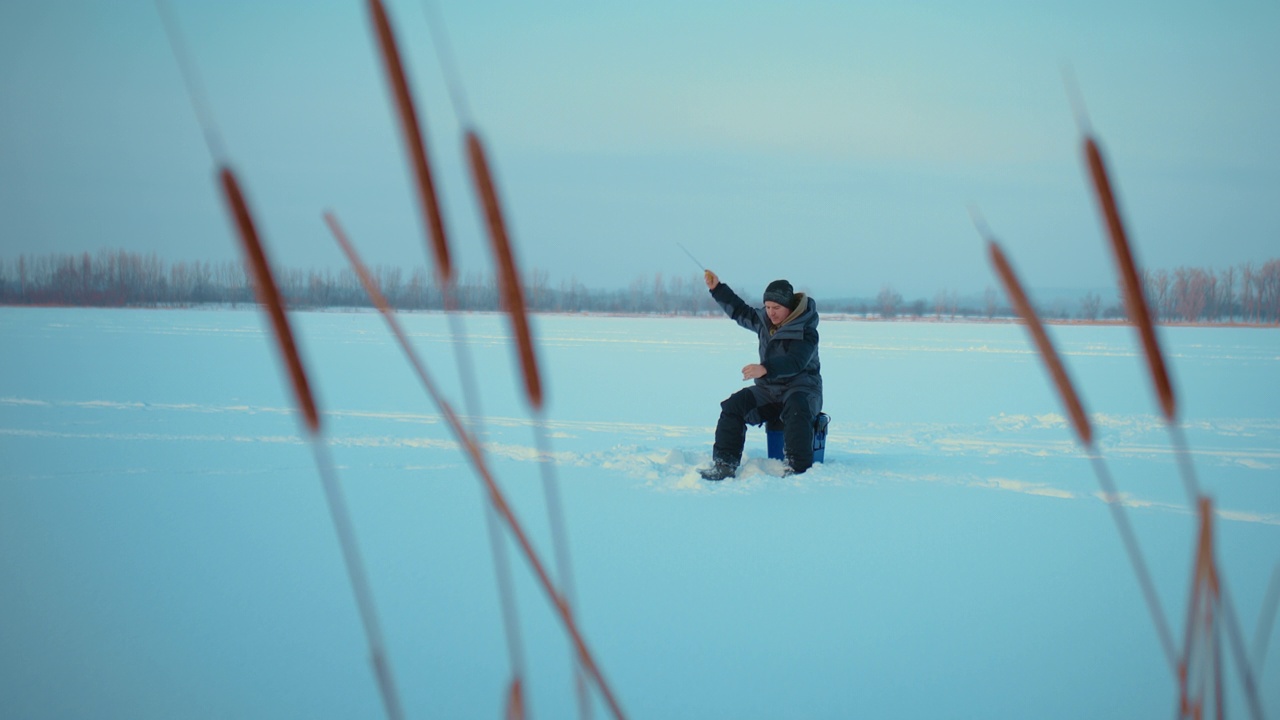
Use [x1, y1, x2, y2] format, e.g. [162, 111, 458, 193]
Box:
[764, 301, 790, 326]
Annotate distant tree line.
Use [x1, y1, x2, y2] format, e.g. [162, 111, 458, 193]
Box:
[0, 250, 720, 315]
[843, 261, 1280, 324]
[2, 250, 1278, 324]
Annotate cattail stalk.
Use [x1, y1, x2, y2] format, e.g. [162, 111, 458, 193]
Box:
[368, 0, 452, 282]
[159, 4, 403, 713]
[1076, 115, 1262, 713]
[978, 220, 1178, 674]
[221, 171, 403, 720]
[326, 212, 628, 720]
[465, 129, 590, 717]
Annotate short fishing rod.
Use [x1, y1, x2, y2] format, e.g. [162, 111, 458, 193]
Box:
[677, 242, 717, 287]
[676, 242, 706, 271]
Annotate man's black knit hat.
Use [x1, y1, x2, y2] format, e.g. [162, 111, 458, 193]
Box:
[763, 279, 797, 310]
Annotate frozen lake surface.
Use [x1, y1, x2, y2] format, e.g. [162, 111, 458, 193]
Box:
[2, 307, 1278, 718]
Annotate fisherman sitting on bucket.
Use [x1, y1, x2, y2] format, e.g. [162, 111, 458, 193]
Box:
[700, 270, 823, 481]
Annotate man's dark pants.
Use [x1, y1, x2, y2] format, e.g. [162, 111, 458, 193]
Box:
[713, 387, 821, 472]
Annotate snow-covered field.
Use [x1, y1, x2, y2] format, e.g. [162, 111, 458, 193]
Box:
[2, 306, 1277, 719]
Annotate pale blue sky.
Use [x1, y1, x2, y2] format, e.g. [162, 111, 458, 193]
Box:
[1, 0, 1276, 299]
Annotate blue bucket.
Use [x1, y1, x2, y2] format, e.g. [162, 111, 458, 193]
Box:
[766, 413, 829, 463]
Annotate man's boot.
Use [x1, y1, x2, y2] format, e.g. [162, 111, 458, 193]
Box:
[700, 460, 738, 481]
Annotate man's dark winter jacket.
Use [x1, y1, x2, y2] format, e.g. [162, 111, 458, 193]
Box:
[710, 283, 823, 402]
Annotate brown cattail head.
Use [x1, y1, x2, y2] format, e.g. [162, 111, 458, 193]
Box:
[988, 240, 1093, 448]
[1083, 136, 1176, 422]
[1192, 496, 1219, 594]
[505, 677, 525, 720]
[219, 166, 320, 433]
[466, 130, 544, 411]
[367, 0, 452, 284]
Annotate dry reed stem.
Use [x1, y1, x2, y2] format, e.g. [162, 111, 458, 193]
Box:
[1176, 502, 1265, 720]
[325, 211, 628, 720]
[324, 212, 530, 701]
[1087, 455, 1179, 674]
[221, 181, 405, 719]
[312, 441, 406, 720]
[153, 0, 226, 162]
[463, 122, 579, 715]
[986, 229, 1185, 675]
[1082, 136, 1176, 422]
[1220, 582, 1267, 720]
[368, 0, 452, 282]
[1253, 563, 1280, 672]
[219, 167, 319, 433]
[986, 240, 1093, 447]
[466, 130, 543, 410]
[221, 184, 406, 718]
[1179, 498, 1221, 719]
[531, 413, 590, 720]
[483, 493, 528, 709]
[980, 216, 1186, 675]
[1175, 502, 1265, 720]
[167, 16, 401, 714]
